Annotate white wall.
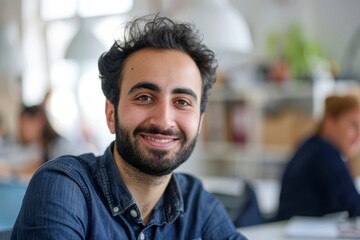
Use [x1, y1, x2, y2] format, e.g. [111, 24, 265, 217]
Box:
[312, 0, 360, 77]
[230, 0, 315, 57]
[231, 0, 360, 77]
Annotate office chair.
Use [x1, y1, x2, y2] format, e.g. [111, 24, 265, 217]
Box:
[213, 180, 264, 227]
[0, 229, 12, 240]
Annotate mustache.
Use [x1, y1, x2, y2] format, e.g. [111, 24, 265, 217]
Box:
[134, 126, 183, 138]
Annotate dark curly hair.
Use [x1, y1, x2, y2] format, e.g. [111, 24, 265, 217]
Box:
[98, 14, 217, 113]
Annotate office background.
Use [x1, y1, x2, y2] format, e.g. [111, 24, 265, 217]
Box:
[1, 0, 360, 224]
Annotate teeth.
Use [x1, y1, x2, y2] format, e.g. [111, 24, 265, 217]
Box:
[144, 136, 173, 143]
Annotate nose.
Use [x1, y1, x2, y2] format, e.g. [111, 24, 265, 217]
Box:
[148, 100, 176, 130]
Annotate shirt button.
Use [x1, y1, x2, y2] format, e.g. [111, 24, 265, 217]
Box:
[138, 232, 145, 240]
[130, 209, 138, 218]
[113, 207, 119, 213]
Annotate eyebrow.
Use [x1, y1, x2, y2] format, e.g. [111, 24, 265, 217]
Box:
[172, 88, 198, 101]
[128, 81, 198, 101]
[128, 82, 160, 94]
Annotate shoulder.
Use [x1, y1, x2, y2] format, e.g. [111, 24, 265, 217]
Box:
[292, 135, 344, 175]
[173, 172, 203, 187]
[303, 135, 342, 163]
[297, 135, 322, 151]
[174, 172, 219, 212]
[33, 153, 99, 185]
[13, 156, 93, 239]
[25, 153, 100, 211]
[291, 135, 337, 162]
[174, 173, 245, 239]
[173, 173, 209, 197]
[41, 153, 96, 170]
[302, 135, 338, 153]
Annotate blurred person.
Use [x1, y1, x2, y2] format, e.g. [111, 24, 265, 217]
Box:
[277, 94, 360, 220]
[19, 104, 69, 162]
[11, 15, 246, 240]
[0, 104, 87, 180]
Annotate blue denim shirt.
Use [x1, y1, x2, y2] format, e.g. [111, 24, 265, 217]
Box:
[11, 144, 246, 240]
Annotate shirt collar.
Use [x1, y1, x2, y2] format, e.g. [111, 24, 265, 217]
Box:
[152, 174, 184, 223]
[97, 142, 184, 223]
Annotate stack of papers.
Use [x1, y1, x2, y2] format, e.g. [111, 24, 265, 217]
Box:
[337, 220, 360, 238]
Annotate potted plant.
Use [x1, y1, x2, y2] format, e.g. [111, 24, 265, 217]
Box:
[266, 24, 326, 82]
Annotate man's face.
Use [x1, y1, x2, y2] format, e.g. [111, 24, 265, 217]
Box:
[106, 48, 203, 176]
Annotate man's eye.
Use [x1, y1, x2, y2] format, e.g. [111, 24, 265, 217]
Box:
[137, 95, 153, 102]
[176, 99, 190, 106]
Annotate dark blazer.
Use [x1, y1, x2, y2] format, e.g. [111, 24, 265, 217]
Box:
[277, 134, 360, 220]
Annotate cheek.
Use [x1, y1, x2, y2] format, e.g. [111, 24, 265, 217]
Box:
[178, 114, 201, 136]
[349, 127, 360, 143]
[118, 104, 146, 128]
[342, 126, 354, 141]
[341, 125, 359, 149]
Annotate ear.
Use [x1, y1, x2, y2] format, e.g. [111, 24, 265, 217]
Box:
[105, 100, 116, 134]
[198, 114, 205, 133]
[322, 115, 337, 137]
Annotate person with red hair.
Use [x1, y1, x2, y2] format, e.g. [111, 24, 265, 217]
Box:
[278, 94, 360, 220]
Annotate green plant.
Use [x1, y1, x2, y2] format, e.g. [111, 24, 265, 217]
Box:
[266, 24, 325, 79]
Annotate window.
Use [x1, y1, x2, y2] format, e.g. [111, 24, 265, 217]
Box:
[23, 0, 133, 152]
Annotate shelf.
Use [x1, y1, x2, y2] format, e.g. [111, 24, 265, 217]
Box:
[210, 82, 314, 104]
[200, 80, 357, 178]
[199, 141, 291, 163]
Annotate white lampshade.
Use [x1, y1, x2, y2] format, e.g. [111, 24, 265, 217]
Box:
[173, 0, 253, 55]
[65, 20, 106, 61]
[0, 21, 23, 75]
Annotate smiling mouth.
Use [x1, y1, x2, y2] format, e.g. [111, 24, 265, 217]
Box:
[144, 135, 176, 142]
[141, 134, 179, 149]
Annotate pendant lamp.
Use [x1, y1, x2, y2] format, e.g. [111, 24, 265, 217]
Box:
[64, 19, 105, 61]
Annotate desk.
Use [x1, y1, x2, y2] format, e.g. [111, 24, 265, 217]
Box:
[238, 221, 356, 240]
[238, 222, 285, 240]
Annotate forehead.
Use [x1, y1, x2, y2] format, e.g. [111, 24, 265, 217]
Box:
[335, 107, 360, 121]
[121, 48, 202, 93]
[346, 107, 360, 118]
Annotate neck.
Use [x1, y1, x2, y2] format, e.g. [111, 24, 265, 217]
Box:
[319, 129, 336, 146]
[113, 145, 171, 225]
[319, 130, 347, 155]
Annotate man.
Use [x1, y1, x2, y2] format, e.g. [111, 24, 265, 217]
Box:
[11, 15, 246, 239]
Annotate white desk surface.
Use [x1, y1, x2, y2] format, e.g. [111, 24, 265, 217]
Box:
[238, 221, 285, 240]
[238, 221, 356, 240]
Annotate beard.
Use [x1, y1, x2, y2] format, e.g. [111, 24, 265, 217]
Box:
[114, 114, 199, 176]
